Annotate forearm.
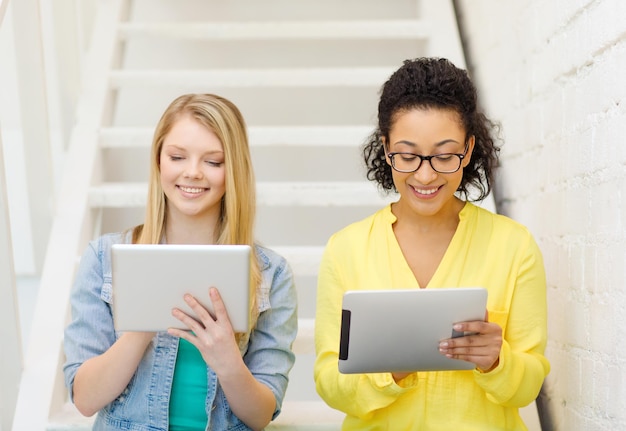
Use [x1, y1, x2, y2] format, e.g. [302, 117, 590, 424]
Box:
[72, 332, 154, 416]
[217, 358, 276, 431]
[474, 341, 549, 407]
[315, 352, 412, 419]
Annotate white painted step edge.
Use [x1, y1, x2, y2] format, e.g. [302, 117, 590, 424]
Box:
[47, 399, 344, 431]
[118, 19, 429, 40]
[293, 317, 315, 355]
[100, 125, 374, 148]
[74, 247, 323, 278]
[271, 246, 323, 278]
[109, 67, 395, 88]
[89, 182, 395, 208]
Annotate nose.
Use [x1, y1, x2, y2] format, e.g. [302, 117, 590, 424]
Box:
[412, 159, 437, 184]
[183, 160, 203, 179]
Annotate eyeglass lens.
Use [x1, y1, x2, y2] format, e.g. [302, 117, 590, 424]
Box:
[391, 153, 462, 173]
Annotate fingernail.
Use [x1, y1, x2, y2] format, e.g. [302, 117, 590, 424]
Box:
[453, 324, 462, 330]
[439, 342, 448, 348]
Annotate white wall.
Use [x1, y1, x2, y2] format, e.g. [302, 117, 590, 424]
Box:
[456, 1, 626, 429]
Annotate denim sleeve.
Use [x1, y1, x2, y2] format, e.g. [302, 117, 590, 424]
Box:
[243, 251, 298, 419]
[63, 237, 117, 401]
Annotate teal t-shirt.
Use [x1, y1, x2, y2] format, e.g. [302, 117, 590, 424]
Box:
[169, 338, 208, 430]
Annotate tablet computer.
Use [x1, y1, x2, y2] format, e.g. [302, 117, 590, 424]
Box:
[111, 244, 251, 333]
[338, 287, 488, 374]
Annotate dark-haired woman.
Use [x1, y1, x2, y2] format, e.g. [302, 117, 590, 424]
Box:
[314, 58, 549, 430]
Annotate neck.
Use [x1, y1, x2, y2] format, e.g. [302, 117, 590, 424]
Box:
[164, 211, 220, 245]
[392, 198, 465, 233]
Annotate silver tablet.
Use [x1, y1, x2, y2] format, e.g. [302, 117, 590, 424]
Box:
[338, 287, 488, 373]
[111, 244, 251, 333]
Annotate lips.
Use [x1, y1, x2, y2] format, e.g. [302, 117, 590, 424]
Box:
[177, 185, 206, 194]
[410, 185, 441, 197]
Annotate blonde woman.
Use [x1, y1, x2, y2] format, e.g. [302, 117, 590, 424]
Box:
[64, 94, 298, 431]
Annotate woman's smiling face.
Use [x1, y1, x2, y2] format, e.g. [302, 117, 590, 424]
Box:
[159, 114, 226, 223]
[384, 107, 474, 218]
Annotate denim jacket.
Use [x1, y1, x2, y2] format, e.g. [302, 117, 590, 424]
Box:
[63, 232, 298, 430]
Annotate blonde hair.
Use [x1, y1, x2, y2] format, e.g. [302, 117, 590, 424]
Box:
[132, 94, 261, 338]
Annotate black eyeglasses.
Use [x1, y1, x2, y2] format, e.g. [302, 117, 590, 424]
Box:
[387, 144, 469, 174]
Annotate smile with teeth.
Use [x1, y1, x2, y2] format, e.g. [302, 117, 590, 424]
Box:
[412, 185, 439, 196]
[178, 185, 205, 194]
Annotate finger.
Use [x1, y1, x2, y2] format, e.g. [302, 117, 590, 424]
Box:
[440, 341, 491, 355]
[209, 287, 232, 325]
[451, 320, 500, 337]
[168, 326, 195, 343]
[171, 306, 205, 333]
[446, 345, 499, 368]
[183, 293, 215, 325]
[445, 351, 499, 371]
[439, 336, 488, 354]
[439, 342, 497, 363]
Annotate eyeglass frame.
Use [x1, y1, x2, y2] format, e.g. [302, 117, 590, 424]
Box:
[386, 142, 470, 174]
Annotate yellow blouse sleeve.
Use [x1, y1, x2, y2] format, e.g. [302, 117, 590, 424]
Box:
[473, 233, 550, 406]
[314, 234, 417, 419]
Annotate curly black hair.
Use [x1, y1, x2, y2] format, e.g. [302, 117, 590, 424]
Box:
[363, 57, 500, 201]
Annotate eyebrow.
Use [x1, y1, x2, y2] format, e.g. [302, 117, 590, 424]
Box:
[393, 138, 462, 148]
[163, 144, 224, 155]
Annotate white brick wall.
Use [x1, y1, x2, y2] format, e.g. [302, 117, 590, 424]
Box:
[456, 0, 626, 429]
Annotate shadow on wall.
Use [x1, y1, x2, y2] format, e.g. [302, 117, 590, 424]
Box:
[537, 382, 555, 431]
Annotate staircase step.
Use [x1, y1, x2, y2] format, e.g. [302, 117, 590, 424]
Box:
[109, 67, 395, 88]
[89, 182, 394, 207]
[268, 401, 344, 429]
[271, 246, 323, 277]
[48, 399, 342, 431]
[47, 402, 94, 431]
[100, 125, 373, 148]
[118, 19, 428, 40]
[292, 317, 315, 355]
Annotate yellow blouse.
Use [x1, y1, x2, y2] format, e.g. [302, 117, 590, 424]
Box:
[314, 203, 550, 431]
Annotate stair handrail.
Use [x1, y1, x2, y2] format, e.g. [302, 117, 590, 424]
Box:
[0, 100, 23, 431]
[1, 2, 25, 430]
[11, 1, 125, 429]
[0, 0, 8, 25]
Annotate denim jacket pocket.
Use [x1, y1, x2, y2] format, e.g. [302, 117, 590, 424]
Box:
[101, 279, 113, 304]
[257, 278, 271, 313]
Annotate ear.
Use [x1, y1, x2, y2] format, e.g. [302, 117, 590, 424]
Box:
[462, 135, 476, 168]
[382, 136, 392, 167]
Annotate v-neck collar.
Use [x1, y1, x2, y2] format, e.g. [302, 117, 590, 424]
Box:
[382, 202, 474, 289]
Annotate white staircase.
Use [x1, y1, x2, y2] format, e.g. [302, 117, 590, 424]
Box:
[11, 1, 471, 429]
